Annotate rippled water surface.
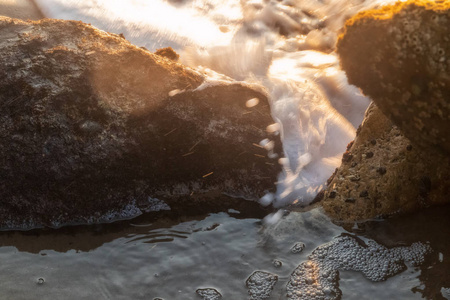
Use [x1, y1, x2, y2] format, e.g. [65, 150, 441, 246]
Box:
[1, 205, 449, 299]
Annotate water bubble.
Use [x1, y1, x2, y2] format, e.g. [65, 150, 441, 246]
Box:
[278, 157, 289, 166]
[259, 138, 270, 147]
[263, 210, 284, 225]
[273, 259, 283, 268]
[168, 89, 182, 97]
[266, 123, 280, 133]
[246, 97, 260, 108]
[259, 193, 274, 207]
[298, 153, 312, 168]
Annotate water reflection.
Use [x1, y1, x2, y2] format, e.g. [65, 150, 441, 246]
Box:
[0, 204, 448, 299]
[0, 198, 269, 253]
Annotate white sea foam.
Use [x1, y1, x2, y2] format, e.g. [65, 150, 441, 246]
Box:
[35, 0, 397, 207]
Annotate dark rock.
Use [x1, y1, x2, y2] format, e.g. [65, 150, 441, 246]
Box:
[0, 17, 280, 229]
[376, 167, 387, 175]
[322, 103, 450, 222]
[359, 190, 369, 198]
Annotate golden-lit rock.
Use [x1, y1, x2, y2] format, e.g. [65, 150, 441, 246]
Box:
[0, 17, 280, 229]
[337, 0, 450, 156]
[323, 1, 450, 222]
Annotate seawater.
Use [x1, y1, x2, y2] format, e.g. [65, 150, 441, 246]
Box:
[1, 206, 449, 299]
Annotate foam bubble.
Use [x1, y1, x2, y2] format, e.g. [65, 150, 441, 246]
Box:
[246, 97, 260, 108]
[168, 89, 182, 97]
[286, 235, 432, 299]
[196, 288, 222, 300]
[266, 123, 281, 134]
[246, 271, 278, 300]
[259, 193, 275, 207]
[263, 209, 284, 225]
[273, 259, 283, 268]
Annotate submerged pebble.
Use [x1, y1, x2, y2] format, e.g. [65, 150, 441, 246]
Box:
[286, 235, 431, 299]
[273, 259, 283, 268]
[246, 271, 278, 300]
[291, 242, 306, 254]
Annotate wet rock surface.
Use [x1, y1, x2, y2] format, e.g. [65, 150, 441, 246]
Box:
[322, 103, 450, 221]
[323, 0, 450, 221]
[286, 234, 431, 300]
[337, 0, 450, 156]
[0, 17, 280, 229]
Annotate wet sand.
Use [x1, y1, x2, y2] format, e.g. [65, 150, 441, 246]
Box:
[0, 0, 44, 20]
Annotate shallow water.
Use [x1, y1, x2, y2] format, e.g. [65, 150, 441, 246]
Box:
[0, 205, 449, 299]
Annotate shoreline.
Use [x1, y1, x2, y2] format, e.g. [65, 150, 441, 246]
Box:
[0, 0, 44, 20]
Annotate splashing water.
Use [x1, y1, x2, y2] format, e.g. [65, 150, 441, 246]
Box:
[35, 0, 397, 207]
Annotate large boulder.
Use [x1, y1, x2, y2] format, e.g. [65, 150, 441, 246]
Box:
[0, 17, 280, 229]
[322, 0, 450, 221]
[322, 103, 450, 221]
[337, 0, 450, 156]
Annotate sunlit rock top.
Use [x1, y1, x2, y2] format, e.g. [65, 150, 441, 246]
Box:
[337, 0, 450, 156]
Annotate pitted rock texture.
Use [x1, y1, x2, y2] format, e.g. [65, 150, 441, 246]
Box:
[322, 103, 450, 222]
[337, 0, 450, 156]
[286, 234, 431, 300]
[0, 17, 280, 229]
